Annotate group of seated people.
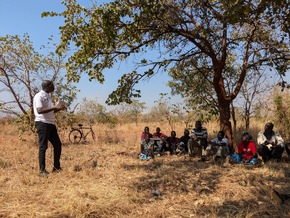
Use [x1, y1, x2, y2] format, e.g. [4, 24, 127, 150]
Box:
[139, 121, 290, 165]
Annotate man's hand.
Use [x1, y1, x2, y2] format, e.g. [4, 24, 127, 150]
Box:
[55, 100, 66, 109]
[55, 100, 67, 111]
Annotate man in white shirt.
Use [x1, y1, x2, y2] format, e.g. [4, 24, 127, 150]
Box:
[33, 80, 66, 176]
[257, 122, 284, 162]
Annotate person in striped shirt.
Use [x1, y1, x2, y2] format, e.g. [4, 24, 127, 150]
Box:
[188, 120, 208, 160]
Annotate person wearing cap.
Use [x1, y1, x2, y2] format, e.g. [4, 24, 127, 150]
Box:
[257, 122, 284, 162]
[33, 80, 67, 177]
[188, 120, 208, 160]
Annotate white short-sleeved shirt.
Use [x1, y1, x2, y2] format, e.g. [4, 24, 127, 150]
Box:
[33, 90, 55, 124]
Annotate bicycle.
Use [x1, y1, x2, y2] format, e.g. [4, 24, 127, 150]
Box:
[69, 124, 96, 144]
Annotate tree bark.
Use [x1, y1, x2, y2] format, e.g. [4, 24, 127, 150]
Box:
[218, 100, 235, 153]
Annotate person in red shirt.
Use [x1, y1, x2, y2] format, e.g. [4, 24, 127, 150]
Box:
[141, 126, 153, 141]
[237, 132, 258, 164]
[152, 127, 167, 155]
[166, 131, 180, 155]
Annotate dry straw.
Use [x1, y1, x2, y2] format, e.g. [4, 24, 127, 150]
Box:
[0, 122, 290, 217]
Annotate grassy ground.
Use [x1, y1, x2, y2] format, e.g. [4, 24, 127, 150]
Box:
[0, 122, 290, 218]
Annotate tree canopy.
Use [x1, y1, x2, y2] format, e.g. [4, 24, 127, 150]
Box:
[43, 0, 290, 144]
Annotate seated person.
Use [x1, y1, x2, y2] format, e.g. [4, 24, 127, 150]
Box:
[178, 129, 190, 154]
[165, 131, 180, 155]
[257, 122, 284, 162]
[152, 127, 167, 154]
[141, 126, 153, 141]
[230, 132, 257, 165]
[188, 120, 208, 158]
[139, 133, 154, 160]
[204, 130, 229, 161]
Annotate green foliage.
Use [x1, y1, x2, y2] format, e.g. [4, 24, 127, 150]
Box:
[168, 63, 219, 116]
[43, 0, 290, 142]
[44, 0, 290, 101]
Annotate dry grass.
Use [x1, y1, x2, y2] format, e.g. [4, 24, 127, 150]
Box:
[0, 122, 290, 218]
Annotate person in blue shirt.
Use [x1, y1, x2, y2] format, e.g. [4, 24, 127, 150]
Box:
[204, 130, 229, 162]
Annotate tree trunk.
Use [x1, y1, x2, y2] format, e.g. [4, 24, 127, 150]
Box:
[230, 101, 237, 135]
[218, 100, 235, 153]
[245, 113, 250, 131]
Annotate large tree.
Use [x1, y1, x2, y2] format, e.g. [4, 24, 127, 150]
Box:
[43, 0, 290, 144]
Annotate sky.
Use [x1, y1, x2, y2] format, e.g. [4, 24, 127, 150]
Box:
[0, 0, 179, 111]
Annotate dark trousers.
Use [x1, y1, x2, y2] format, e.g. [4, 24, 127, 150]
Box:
[258, 145, 284, 162]
[35, 121, 62, 172]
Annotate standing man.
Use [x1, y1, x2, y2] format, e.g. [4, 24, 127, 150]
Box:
[188, 120, 208, 160]
[33, 80, 67, 176]
[257, 122, 284, 163]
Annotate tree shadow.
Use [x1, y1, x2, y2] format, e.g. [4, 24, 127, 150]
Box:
[120, 155, 290, 217]
[121, 157, 224, 197]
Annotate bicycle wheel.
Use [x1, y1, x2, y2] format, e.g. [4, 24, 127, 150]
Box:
[69, 129, 82, 144]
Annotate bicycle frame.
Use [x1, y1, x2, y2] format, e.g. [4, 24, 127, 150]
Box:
[69, 124, 95, 143]
[79, 126, 93, 141]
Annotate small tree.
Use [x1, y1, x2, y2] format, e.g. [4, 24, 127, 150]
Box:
[114, 100, 146, 125]
[76, 98, 107, 123]
[238, 69, 272, 130]
[148, 93, 183, 131]
[0, 34, 77, 133]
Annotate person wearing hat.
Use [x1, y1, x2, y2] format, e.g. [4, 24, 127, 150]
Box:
[257, 122, 284, 162]
[33, 80, 67, 177]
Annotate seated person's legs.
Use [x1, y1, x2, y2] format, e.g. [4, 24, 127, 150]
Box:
[272, 146, 284, 162]
[204, 144, 212, 157]
[154, 140, 163, 153]
[177, 142, 186, 154]
[258, 144, 271, 162]
[163, 141, 171, 153]
[187, 139, 194, 156]
[187, 139, 201, 156]
[170, 143, 178, 155]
